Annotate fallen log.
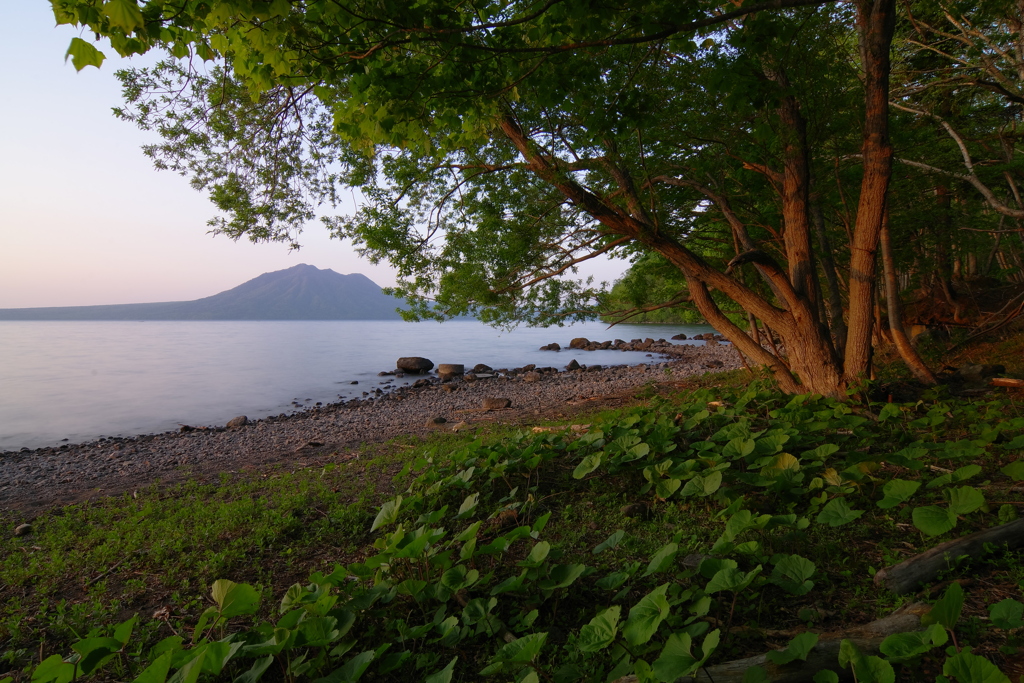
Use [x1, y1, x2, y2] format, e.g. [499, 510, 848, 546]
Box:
[873, 518, 1024, 595]
[990, 377, 1024, 388]
[611, 603, 931, 683]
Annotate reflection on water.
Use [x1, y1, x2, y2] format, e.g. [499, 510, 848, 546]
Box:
[0, 320, 713, 450]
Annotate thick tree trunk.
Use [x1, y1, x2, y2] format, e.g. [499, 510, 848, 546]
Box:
[843, 0, 896, 388]
[812, 202, 848, 356]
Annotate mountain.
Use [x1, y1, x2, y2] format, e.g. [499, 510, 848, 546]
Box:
[0, 265, 405, 321]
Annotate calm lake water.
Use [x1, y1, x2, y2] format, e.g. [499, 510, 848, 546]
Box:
[0, 320, 714, 450]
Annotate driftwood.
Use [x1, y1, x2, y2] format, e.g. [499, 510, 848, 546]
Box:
[990, 377, 1024, 388]
[873, 518, 1024, 595]
[611, 603, 931, 683]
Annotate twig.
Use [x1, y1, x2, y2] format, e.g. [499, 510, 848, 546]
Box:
[85, 551, 143, 587]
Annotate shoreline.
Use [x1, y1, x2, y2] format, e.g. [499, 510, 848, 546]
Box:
[0, 341, 741, 515]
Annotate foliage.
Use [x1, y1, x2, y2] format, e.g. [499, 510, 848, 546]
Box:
[7, 381, 1023, 681]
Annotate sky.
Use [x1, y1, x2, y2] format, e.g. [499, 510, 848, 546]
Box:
[0, 4, 628, 309]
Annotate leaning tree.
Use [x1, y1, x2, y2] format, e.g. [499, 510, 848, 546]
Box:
[53, 0, 909, 396]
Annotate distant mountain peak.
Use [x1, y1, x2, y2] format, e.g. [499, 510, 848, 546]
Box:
[0, 266, 404, 321]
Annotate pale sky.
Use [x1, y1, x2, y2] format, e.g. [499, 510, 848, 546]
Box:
[0, 4, 627, 309]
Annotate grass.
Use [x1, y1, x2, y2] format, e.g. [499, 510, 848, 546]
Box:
[1, 346, 1023, 682]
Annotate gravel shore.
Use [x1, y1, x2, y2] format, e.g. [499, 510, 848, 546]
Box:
[0, 342, 741, 515]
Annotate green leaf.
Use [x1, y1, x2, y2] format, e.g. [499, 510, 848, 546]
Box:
[643, 543, 678, 577]
[928, 465, 982, 489]
[457, 493, 479, 518]
[652, 629, 719, 682]
[923, 582, 964, 630]
[573, 452, 603, 479]
[879, 623, 947, 661]
[622, 584, 671, 646]
[490, 632, 548, 665]
[520, 541, 550, 567]
[211, 580, 260, 618]
[233, 655, 273, 683]
[913, 505, 958, 536]
[371, 496, 402, 532]
[705, 565, 762, 594]
[539, 564, 587, 590]
[989, 599, 1024, 629]
[64, 37, 105, 71]
[681, 471, 722, 497]
[877, 479, 921, 509]
[577, 606, 621, 652]
[132, 652, 173, 683]
[32, 655, 75, 683]
[656, 477, 683, 499]
[947, 486, 985, 516]
[103, 0, 145, 32]
[317, 649, 377, 683]
[593, 530, 625, 554]
[71, 637, 122, 675]
[723, 437, 755, 459]
[743, 667, 771, 683]
[424, 657, 457, 683]
[765, 632, 818, 665]
[815, 498, 864, 527]
[942, 651, 1011, 683]
[114, 615, 138, 645]
[770, 555, 816, 595]
[1000, 460, 1024, 481]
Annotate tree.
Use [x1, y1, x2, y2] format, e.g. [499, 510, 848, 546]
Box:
[52, 0, 905, 396]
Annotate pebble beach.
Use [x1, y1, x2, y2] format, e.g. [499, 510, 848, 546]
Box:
[0, 340, 742, 514]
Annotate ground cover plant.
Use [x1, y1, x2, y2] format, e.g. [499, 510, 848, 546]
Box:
[2, 380, 1023, 682]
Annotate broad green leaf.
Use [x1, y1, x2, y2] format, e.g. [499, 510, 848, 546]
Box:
[113, 615, 138, 645]
[656, 477, 682, 499]
[1001, 460, 1024, 481]
[211, 580, 260, 617]
[913, 505, 957, 536]
[490, 632, 548, 664]
[770, 555, 816, 595]
[32, 655, 75, 683]
[71, 637, 122, 675]
[457, 493, 479, 517]
[232, 655, 273, 683]
[813, 672, 839, 683]
[927, 465, 982, 489]
[573, 452, 602, 479]
[103, 0, 145, 32]
[989, 598, 1024, 629]
[64, 37, 105, 71]
[643, 543, 678, 577]
[424, 657, 457, 683]
[743, 667, 771, 683]
[706, 565, 761, 594]
[577, 606, 621, 652]
[622, 584, 671, 646]
[942, 651, 1011, 683]
[923, 582, 964, 629]
[815, 497, 863, 527]
[879, 623, 946, 661]
[593, 530, 625, 554]
[520, 541, 550, 567]
[877, 479, 921, 509]
[370, 496, 402, 532]
[539, 564, 587, 590]
[803, 443, 840, 460]
[947, 486, 985, 516]
[765, 632, 818, 665]
[681, 471, 721, 497]
[131, 652, 173, 683]
[723, 437, 755, 459]
[652, 629, 720, 682]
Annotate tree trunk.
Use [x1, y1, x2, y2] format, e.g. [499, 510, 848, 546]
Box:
[812, 202, 848, 356]
[880, 212, 937, 385]
[842, 0, 896, 388]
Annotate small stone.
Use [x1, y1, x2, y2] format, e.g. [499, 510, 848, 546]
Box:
[350, 381, 359, 385]
[565, 359, 581, 371]
[523, 371, 542, 383]
[482, 397, 511, 410]
[437, 363, 464, 376]
[473, 363, 493, 373]
[14, 523, 31, 537]
[226, 415, 249, 428]
[620, 503, 653, 520]
[426, 416, 448, 427]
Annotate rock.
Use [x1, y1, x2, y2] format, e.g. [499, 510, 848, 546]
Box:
[473, 363, 493, 373]
[522, 364, 536, 372]
[464, 373, 478, 383]
[620, 503, 653, 520]
[586, 365, 604, 372]
[565, 359, 581, 371]
[396, 357, 434, 374]
[350, 381, 359, 385]
[672, 333, 688, 340]
[377, 371, 393, 376]
[954, 364, 1005, 382]
[523, 371, 542, 383]
[540, 342, 561, 351]
[426, 416, 447, 427]
[482, 398, 511, 410]
[14, 523, 32, 537]
[413, 378, 431, 388]
[705, 337, 720, 346]
[437, 363, 464, 376]
[442, 384, 455, 393]
[226, 416, 249, 429]
[569, 337, 590, 349]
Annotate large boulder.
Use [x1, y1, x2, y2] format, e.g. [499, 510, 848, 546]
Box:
[569, 337, 591, 349]
[397, 357, 434, 374]
[226, 415, 249, 428]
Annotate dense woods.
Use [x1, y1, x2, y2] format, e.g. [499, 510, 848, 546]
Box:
[51, 0, 1024, 395]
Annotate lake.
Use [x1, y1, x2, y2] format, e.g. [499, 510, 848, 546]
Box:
[0, 320, 714, 450]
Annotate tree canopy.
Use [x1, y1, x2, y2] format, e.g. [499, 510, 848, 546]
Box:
[50, 0, 1024, 395]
